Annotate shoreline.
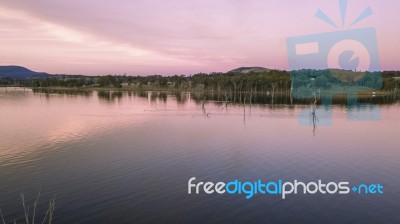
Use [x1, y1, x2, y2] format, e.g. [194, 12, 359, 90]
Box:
[2, 86, 395, 97]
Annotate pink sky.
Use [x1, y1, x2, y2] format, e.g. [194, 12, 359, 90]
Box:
[0, 0, 398, 75]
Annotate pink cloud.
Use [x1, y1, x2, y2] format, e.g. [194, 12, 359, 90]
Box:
[0, 0, 399, 75]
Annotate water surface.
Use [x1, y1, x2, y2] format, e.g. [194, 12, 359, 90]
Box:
[0, 87, 399, 223]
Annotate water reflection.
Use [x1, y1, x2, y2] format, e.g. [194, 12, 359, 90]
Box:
[25, 87, 400, 137]
[28, 87, 400, 134]
[32, 88, 93, 97]
[29, 88, 400, 107]
[97, 91, 123, 102]
[1, 87, 400, 224]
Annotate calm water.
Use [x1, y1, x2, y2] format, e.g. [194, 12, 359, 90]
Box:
[0, 87, 399, 224]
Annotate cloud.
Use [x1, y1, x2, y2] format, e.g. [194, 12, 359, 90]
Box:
[0, 5, 198, 74]
[0, 0, 292, 74]
[0, 0, 397, 74]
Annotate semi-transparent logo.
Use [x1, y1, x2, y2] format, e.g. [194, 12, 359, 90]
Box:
[286, 0, 382, 126]
[188, 177, 384, 200]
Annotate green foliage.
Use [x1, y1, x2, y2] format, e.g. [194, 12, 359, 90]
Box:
[1, 69, 399, 93]
[97, 75, 122, 88]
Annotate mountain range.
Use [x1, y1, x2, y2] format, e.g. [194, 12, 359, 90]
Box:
[229, 67, 271, 73]
[0, 66, 274, 78]
[0, 66, 49, 78]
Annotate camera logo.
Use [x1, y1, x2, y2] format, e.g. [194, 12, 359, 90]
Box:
[287, 28, 379, 72]
[286, 0, 382, 126]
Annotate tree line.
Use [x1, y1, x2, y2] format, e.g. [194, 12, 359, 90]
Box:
[1, 69, 399, 93]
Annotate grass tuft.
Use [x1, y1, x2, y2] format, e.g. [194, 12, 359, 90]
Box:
[0, 192, 55, 224]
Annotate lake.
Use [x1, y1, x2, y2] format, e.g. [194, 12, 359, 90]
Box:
[0, 87, 399, 224]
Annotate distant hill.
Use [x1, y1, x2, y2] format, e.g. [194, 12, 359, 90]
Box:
[0, 66, 49, 78]
[229, 67, 271, 73]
